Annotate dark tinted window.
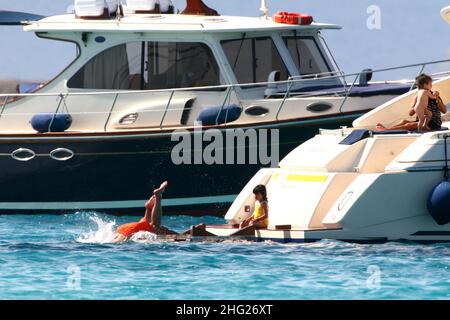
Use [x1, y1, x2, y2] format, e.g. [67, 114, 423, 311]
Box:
[68, 42, 221, 90]
[284, 37, 331, 76]
[221, 37, 289, 85]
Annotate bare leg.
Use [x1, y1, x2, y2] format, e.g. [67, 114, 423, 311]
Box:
[150, 181, 168, 230]
[157, 226, 179, 236]
[376, 120, 409, 131]
[143, 195, 156, 222]
[376, 123, 387, 131]
[390, 121, 414, 130]
[392, 120, 409, 127]
[250, 220, 267, 229]
[112, 233, 127, 243]
[151, 194, 163, 229]
[377, 121, 418, 131]
[239, 218, 251, 229]
[145, 196, 156, 211]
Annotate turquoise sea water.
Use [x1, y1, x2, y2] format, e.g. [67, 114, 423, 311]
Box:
[0, 212, 449, 300]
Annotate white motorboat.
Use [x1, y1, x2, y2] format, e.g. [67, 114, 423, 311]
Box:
[204, 9, 450, 243]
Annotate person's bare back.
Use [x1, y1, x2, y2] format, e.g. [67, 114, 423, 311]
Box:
[414, 89, 433, 130]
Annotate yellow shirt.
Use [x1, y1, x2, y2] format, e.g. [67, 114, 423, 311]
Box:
[252, 201, 268, 226]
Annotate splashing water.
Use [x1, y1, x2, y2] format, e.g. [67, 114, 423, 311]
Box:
[77, 214, 117, 244]
[76, 214, 158, 244]
[130, 231, 158, 243]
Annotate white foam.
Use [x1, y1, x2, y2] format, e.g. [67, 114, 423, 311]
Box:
[77, 215, 117, 244]
[130, 231, 158, 243]
[76, 214, 159, 244]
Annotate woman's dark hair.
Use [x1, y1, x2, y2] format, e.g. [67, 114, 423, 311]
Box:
[253, 184, 268, 201]
[415, 74, 433, 89]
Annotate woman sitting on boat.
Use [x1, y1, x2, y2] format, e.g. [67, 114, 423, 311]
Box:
[113, 181, 176, 243]
[376, 74, 447, 132]
[239, 185, 269, 229]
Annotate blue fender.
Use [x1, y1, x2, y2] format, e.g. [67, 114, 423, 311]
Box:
[427, 181, 450, 225]
[196, 104, 242, 126]
[31, 113, 72, 133]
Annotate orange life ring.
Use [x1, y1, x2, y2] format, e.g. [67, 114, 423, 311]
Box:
[273, 11, 313, 25]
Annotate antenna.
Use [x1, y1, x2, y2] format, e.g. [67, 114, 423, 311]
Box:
[260, 0, 269, 18]
[116, 0, 121, 21]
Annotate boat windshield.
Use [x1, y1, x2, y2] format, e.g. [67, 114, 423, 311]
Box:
[221, 36, 290, 86]
[0, 32, 78, 96]
[283, 36, 333, 78]
[68, 41, 222, 90]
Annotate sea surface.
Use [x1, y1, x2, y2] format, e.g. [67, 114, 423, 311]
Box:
[0, 212, 449, 300]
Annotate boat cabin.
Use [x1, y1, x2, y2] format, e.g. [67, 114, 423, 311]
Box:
[30, 3, 342, 92]
[0, 0, 413, 134]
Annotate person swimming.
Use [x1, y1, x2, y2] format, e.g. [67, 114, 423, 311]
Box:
[112, 181, 176, 243]
[239, 184, 269, 229]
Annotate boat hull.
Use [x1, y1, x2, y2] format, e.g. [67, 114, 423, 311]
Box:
[0, 114, 358, 215]
[213, 168, 450, 243]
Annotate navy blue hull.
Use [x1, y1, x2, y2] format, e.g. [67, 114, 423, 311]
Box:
[0, 114, 358, 215]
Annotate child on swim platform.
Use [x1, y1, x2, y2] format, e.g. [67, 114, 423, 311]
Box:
[239, 185, 269, 229]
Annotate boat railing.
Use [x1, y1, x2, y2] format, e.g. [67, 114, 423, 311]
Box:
[280, 58, 450, 117]
[0, 58, 449, 131]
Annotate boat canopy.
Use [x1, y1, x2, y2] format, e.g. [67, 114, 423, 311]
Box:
[0, 11, 46, 26]
[24, 13, 341, 33]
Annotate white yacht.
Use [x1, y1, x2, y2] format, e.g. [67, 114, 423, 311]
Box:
[203, 8, 450, 243]
[0, 0, 447, 215]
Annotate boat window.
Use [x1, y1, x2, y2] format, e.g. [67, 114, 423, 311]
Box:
[283, 36, 331, 77]
[221, 37, 289, 86]
[68, 41, 221, 90]
[146, 42, 221, 90]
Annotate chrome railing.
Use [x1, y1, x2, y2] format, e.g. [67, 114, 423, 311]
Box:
[0, 58, 448, 131]
[281, 58, 450, 116]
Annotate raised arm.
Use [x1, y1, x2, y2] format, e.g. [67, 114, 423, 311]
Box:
[409, 95, 418, 117]
[439, 98, 447, 114]
[434, 91, 447, 114]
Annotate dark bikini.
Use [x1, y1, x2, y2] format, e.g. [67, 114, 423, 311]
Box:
[427, 94, 442, 130]
[416, 91, 442, 130]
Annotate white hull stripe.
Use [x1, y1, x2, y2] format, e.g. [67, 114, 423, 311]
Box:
[0, 195, 237, 210]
